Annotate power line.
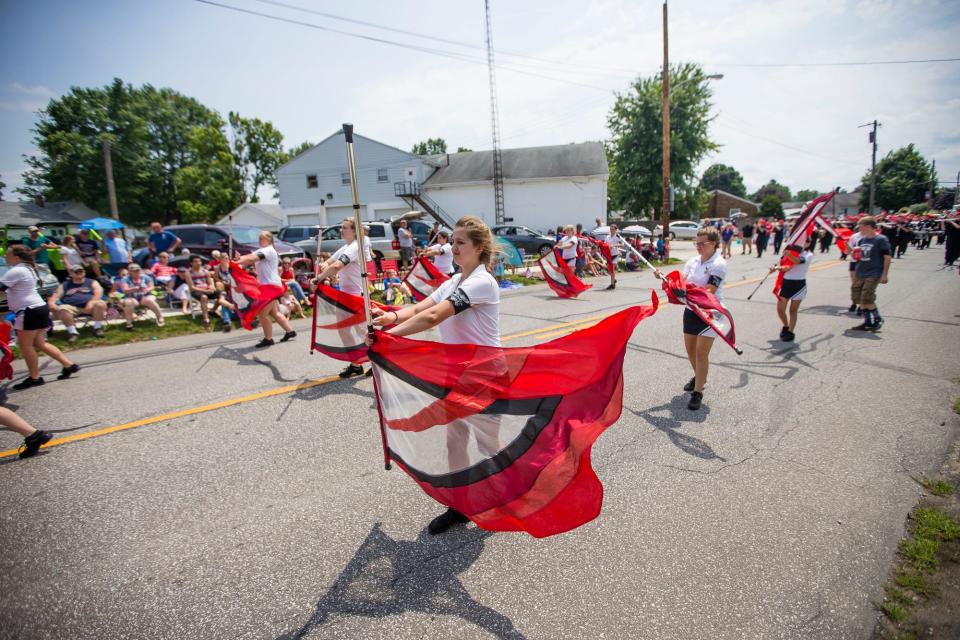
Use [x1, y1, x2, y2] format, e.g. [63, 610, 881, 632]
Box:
[709, 57, 960, 68]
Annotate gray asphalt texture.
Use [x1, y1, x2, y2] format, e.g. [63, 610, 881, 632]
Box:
[1, 242, 958, 639]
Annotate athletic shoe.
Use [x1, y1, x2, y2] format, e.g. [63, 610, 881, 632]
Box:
[93, 327, 105, 338]
[18, 430, 52, 459]
[782, 331, 795, 342]
[67, 333, 79, 344]
[339, 363, 364, 379]
[428, 508, 470, 535]
[280, 330, 297, 343]
[222, 324, 232, 333]
[605, 284, 616, 290]
[687, 391, 703, 411]
[57, 364, 80, 380]
[683, 376, 696, 392]
[254, 338, 274, 348]
[13, 377, 45, 390]
[848, 304, 859, 313]
[867, 319, 883, 332]
[779, 326, 790, 340]
[850, 323, 869, 331]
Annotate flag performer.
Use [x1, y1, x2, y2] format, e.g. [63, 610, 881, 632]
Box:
[769, 240, 814, 342]
[232, 231, 295, 348]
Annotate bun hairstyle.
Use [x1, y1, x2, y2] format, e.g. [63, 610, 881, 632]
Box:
[8, 244, 42, 285]
[455, 215, 498, 270]
[260, 230, 274, 245]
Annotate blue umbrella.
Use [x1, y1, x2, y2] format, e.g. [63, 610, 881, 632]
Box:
[494, 238, 523, 267]
[79, 217, 125, 230]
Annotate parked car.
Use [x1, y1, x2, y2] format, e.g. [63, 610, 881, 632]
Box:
[294, 216, 441, 261]
[653, 220, 701, 240]
[277, 225, 321, 244]
[164, 224, 304, 261]
[491, 225, 555, 257]
[0, 257, 59, 311]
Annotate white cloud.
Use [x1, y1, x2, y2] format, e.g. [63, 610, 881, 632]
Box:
[6, 82, 56, 98]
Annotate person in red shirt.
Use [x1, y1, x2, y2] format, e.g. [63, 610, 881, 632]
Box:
[280, 258, 309, 306]
[150, 252, 178, 289]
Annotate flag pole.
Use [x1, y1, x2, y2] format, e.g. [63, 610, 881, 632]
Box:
[746, 270, 774, 300]
[342, 123, 391, 471]
[616, 234, 665, 280]
[228, 214, 234, 257]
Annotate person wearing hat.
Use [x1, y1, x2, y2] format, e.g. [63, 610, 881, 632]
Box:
[48, 264, 108, 341]
[23, 225, 56, 266]
[119, 263, 165, 328]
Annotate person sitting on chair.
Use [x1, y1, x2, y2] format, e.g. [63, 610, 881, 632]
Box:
[75, 229, 103, 278]
[119, 263, 165, 329]
[48, 264, 108, 342]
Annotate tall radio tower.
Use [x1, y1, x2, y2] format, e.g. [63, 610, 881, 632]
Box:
[484, 0, 505, 224]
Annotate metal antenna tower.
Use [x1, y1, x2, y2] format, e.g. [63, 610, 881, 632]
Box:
[484, 0, 505, 225]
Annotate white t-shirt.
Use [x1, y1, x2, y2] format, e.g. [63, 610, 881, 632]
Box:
[398, 227, 413, 248]
[784, 250, 814, 280]
[431, 243, 454, 274]
[1, 262, 45, 311]
[331, 239, 372, 295]
[593, 225, 611, 243]
[606, 234, 623, 257]
[682, 252, 727, 303]
[59, 245, 83, 269]
[558, 235, 579, 261]
[428, 265, 500, 347]
[255, 244, 282, 286]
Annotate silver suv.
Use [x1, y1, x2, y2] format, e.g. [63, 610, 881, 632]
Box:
[294, 215, 441, 260]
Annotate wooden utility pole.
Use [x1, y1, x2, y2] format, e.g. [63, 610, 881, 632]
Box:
[859, 120, 879, 214]
[102, 138, 119, 220]
[660, 0, 671, 259]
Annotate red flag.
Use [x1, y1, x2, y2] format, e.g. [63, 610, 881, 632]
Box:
[596, 239, 615, 273]
[369, 297, 659, 538]
[538, 249, 592, 298]
[661, 270, 741, 354]
[814, 215, 851, 254]
[227, 262, 285, 330]
[401, 257, 450, 302]
[0, 323, 14, 381]
[785, 192, 837, 248]
[309, 284, 399, 363]
[772, 248, 802, 297]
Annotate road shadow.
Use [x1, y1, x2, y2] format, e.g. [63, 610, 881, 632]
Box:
[841, 328, 882, 340]
[196, 344, 296, 383]
[628, 343, 801, 385]
[801, 304, 854, 317]
[277, 523, 525, 640]
[628, 395, 724, 462]
[275, 376, 376, 422]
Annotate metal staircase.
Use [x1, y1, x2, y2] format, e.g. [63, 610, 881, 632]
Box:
[393, 181, 458, 229]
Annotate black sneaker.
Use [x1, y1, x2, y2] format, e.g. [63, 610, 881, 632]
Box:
[605, 283, 616, 290]
[782, 330, 795, 342]
[19, 430, 52, 459]
[57, 364, 80, 380]
[13, 376, 45, 391]
[222, 323, 232, 333]
[687, 391, 703, 411]
[848, 304, 858, 313]
[254, 338, 275, 348]
[339, 363, 364, 379]
[280, 330, 297, 343]
[683, 376, 696, 392]
[867, 319, 883, 332]
[428, 508, 470, 535]
[779, 326, 790, 340]
[851, 323, 869, 331]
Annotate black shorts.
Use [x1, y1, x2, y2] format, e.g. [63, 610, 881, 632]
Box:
[17, 305, 52, 331]
[191, 290, 212, 301]
[778, 279, 807, 301]
[849, 261, 857, 272]
[682, 308, 710, 336]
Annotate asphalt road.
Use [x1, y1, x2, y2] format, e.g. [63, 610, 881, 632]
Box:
[2, 243, 958, 640]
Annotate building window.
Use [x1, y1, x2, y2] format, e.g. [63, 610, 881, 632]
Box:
[306, 174, 318, 189]
[377, 168, 389, 183]
[341, 172, 351, 185]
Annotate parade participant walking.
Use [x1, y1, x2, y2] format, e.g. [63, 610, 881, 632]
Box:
[315, 219, 372, 376]
[235, 231, 296, 348]
[756, 221, 770, 258]
[556, 225, 580, 269]
[0, 246, 79, 390]
[423, 230, 455, 276]
[605, 224, 623, 290]
[740, 222, 754, 255]
[770, 242, 813, 342]
[371, 216, 501, 534]
[943, 217, 960, 267]
[677, 227, 726, 410]
[846, 228, 864, 313]
[773, 220, 785, 254]
[850, 217, 892, 332]
[1, 407, 52, 459]
[721, 223, 735, 258]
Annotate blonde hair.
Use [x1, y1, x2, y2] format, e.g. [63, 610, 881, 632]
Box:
[260, 230, 274, 244]
[696, 226, 721, 244]
[564, 224, 575, 233]
[455, 216, 498, 270]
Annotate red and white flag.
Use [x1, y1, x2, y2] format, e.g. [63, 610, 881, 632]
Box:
[228, 262, 286, 330]
[814, 215, 852, 254]
[368, 298, 659, 538]
[538, 249, 592, 299]
[401, 257, 450, 302]
[310, 285, 399, 363]
[785, 192, 836, 248]
[0, 322, 14, 381]
[662, 270, 741, 354]
[772, 248, 802, 298]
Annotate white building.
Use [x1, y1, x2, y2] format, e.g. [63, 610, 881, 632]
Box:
[275, 131, 609, 232]
[217, 202, 283, 232]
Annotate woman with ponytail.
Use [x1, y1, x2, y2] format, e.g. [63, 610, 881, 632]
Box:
[1, 246, 78, 390]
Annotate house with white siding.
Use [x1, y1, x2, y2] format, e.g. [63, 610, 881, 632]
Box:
[217, 202, 283, 231]
[275, 131, 608, 233]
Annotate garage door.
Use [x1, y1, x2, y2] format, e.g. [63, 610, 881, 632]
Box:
[326, 205, 366, 225]
[374, 207, 409, 221]
[288, 213, 320, 226]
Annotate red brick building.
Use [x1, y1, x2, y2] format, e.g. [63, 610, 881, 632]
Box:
[703, 189, 760, 218]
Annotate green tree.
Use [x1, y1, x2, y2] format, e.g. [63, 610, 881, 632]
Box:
[860, 144, 934, 212]
[282, 140, 314, 163]
[795, 189, 819, 202]
[456, 146, 473, 153]
[0, 174, 5, 201]
[19, 78, 223, 225]
[176, 125, 243, 223]
[700, 163, 746, 198]
[760, 195, 784, 218]
[751, 180, 792, 203]
[606, 63, 718, 218]
[228, 112, 286, 203]
[411, 138, 448, 155]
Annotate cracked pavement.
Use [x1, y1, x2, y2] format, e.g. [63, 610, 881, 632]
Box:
[1, 243, 958, 639]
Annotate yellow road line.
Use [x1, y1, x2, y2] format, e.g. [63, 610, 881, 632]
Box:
[4, 261, 845, 458]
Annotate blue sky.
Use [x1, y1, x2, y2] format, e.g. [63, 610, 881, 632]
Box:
[2, 0, 959, 205]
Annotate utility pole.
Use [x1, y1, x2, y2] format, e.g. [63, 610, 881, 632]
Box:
[102, 138, 120, 220]
[928, 158, 936, 209]
[484, 0, 505, 225]
[955, 170, 959, 207]
[661, 0, 671, 259]
[859, 120, 879, 214]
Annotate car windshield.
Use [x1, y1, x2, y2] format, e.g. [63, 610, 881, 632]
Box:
[230, 228, 262, 244]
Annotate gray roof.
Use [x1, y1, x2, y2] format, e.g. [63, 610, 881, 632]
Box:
[423, 142, 608, 186]
[709, 190, 760, 207]
[0, 200, 100, 227]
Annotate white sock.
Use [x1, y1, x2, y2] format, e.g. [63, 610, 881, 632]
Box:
[67, 325, 78, 335]
[93, 321, 103, 329]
